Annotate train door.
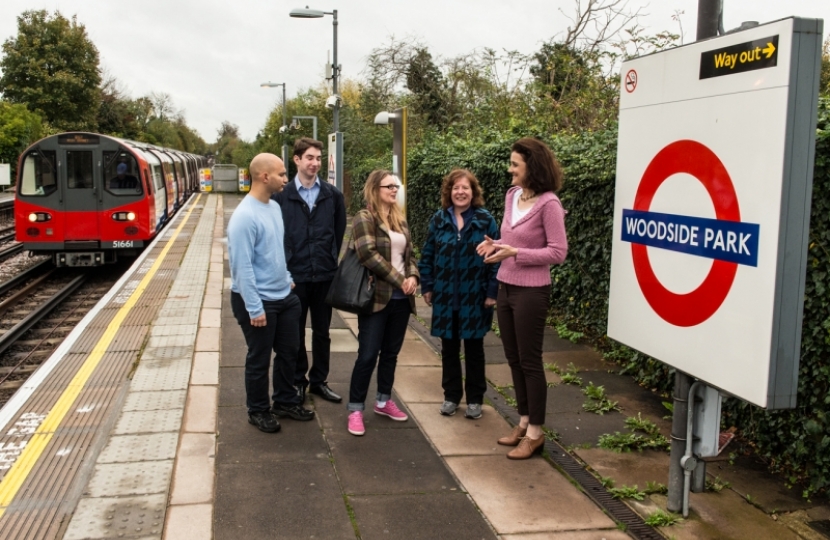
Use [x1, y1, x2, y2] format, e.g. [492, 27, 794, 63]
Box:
[63, 148, 100, 240]
[142, 151, 167, 231]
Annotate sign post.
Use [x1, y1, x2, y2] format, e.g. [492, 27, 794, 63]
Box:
[607, 17, 823, 516]
[327, 132, 343, 191]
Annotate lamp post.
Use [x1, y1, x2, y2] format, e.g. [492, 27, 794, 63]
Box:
[260, 81, 288, 162]
[289, 8, 339, 132]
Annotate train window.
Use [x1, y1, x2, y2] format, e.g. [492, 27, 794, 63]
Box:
[67, 151, 94, 189]
[103, 152, 143, 196]
[19, 150, 57, 196]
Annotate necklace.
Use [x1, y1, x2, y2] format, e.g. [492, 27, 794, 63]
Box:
[519, 190, 536, 202]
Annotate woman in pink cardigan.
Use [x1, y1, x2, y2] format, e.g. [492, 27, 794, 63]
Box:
[477, 138, 568, 460]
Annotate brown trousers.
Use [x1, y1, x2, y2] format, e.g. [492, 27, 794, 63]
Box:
[497, 282, 550, 425]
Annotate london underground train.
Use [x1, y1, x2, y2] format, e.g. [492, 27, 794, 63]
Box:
[14, 132, 208, 266]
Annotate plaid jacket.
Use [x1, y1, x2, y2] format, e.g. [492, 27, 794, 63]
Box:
[351, 209, 419, 314]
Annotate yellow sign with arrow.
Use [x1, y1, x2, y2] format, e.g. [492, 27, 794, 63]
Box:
[700, 35, 779, 79]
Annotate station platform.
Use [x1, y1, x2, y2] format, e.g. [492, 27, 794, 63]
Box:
[0, 193, 825, 540]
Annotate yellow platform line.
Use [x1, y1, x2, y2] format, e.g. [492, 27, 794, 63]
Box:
[0, 194, 203, 518]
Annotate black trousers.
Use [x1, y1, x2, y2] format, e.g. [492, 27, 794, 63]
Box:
[292, 280, 333, 389]
[497, 283, 550, 425]
[441, 311, 486, 405]
[231, 292, 302, 413]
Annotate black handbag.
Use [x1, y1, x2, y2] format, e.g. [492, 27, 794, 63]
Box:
[325, 247, 375, 314]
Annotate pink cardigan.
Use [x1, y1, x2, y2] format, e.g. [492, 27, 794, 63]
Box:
[496, 186, 568, 287]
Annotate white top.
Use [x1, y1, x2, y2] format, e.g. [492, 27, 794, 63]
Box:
[511, 189, 531, 226]
[388, 229, 407, 276]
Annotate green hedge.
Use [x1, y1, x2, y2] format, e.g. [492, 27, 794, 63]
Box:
[400, 98, 830, 496]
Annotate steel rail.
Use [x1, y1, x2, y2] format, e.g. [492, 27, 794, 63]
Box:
[0, 260, 52, 298]
[0, 244, 24, 262]
[0, 273, 86, 357]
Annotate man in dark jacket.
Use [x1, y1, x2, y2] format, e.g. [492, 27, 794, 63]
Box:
[273, 138, 346, 403]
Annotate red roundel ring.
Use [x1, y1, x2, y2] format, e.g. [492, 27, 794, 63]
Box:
[631, 140, 739, 327]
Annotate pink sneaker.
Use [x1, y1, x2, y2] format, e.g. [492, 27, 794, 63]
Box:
[374, 400, 408, 422]
[348, 411, 365, 436]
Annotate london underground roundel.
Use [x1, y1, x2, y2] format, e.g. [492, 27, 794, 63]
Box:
[623, 140, 759, 327]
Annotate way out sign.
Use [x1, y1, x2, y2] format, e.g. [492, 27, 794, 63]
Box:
[607, 17, 824, 409]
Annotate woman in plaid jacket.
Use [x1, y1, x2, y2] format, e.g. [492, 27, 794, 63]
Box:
[346, 170, 420, 436]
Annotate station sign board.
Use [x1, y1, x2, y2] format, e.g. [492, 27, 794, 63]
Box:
[607, 18, 824, 409]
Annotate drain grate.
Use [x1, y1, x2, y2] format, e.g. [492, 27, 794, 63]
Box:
[407, 318, 664, 540]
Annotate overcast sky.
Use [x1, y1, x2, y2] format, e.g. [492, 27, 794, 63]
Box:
[1, 1, 828, 142]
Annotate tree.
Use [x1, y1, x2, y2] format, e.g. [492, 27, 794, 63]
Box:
[0, 100, 42, 175]
[0, 10, 101, 131]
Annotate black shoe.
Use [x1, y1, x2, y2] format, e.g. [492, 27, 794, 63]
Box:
[309, 383, 342, 403]
[272, 403, 315, 421]
[248, 411, 280, 433]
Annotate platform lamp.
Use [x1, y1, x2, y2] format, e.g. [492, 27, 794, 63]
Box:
[260, 82, 288, 163]
[289, 8, 339, 132]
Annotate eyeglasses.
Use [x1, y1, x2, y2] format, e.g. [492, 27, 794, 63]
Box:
[379, 184, 401, 191]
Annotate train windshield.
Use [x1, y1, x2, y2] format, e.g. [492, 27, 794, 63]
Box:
[66, 151, 94, 189]
[103, 151, 143, 195]
[19, 150, 57, 196]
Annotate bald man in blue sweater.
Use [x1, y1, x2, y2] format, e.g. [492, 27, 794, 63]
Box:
[228, 153, 315, 433]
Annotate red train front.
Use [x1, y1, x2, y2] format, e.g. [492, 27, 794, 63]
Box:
[14, 132, 203, 266]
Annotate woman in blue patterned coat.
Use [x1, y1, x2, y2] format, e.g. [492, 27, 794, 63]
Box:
[419, 169, 500, 420]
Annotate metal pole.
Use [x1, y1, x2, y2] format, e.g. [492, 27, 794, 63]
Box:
[282, 83, 288, 164]
[332, 9, 339, 133]
[696, 0, 721, 40]
[668, 1, 722, 512]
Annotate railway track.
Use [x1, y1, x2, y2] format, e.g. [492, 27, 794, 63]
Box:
[0, 263, 120, 405]
[0, 199, 12, 222]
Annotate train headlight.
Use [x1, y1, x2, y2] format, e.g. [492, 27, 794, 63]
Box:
[112, 212, 137, 221]
[28, 212, 51, 222]
[127, 212, 136, 221]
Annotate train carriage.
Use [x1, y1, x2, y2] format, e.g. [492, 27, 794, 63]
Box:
[15, 132, 207, 266]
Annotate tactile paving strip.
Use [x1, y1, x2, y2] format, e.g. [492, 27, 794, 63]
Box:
[63, 494, 165, 540]
[139, 346, 193, 362]
[129, 361, 191, 392]
[113, 410, 183, 435]
[85, 461, 174, 497]
[97, 433, 178, 464]
[122, 390, 186, 412]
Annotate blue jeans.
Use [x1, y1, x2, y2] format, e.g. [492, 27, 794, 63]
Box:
[347, 299, 411, 411]
[231, 292, 302, 414]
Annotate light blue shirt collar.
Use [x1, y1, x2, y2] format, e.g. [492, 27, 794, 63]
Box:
[294, 175, 321, 210]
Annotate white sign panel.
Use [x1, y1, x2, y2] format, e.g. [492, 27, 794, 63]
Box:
[607, 18, 823, 409]
[0, 164, 9, 186]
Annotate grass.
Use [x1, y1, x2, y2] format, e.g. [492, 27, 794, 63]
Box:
[560, 362, 583, 387]
[598, 414, 670, 452]
[706, 476, 731, 493]
[645, 509, 682, 527]
[608, 485, 647, 501]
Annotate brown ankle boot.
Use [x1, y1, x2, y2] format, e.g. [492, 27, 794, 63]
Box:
[497, 425, 527, 446]
[506, 435, 545, 460]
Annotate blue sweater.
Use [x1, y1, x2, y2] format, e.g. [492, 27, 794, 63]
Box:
[227, 195, 293, 318]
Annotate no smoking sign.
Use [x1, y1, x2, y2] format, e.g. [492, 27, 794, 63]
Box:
[624, 69, 637, 93]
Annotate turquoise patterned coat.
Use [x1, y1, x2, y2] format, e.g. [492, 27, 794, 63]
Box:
[418, 207, 500, 339]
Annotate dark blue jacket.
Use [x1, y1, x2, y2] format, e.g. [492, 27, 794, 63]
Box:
[272, 179, 346, 283]
[419, 207, 500, 340]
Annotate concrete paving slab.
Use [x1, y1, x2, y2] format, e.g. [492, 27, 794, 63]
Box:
[326, 427, 460, 495]
[350, 493, 498, 540]
[544, 331, 593, 352]
[114, 409, 183, 435]
[447, 455, 617, 535]
[202, 293, 222, 309]
[85, 460, 174, 497]
[545, 383, 587, 414]
[548, 410, 629, 448]
[394, 366, 444, 403]
[487, 363, 561, 388]
[214, 461, 353, 540]
[645, 492, 801, 540]
[216, 406, 330, 464]
[407, 403, 507, 456]
[706, 456, 813, 513]
[65, 493, 166, 540]
[483, 344, 508, 364]
[98, 432, 178, 463]
[165, 504, 213, 540]
[304, 328, 358, 352]
[190, 351, 219, 385]
[543, 349, 614, 372]
[183, 386, 217, 433]
[123, 390, 186, 411]
[316, 385, 413, 431]
[130, 360, 191, 392]
[195, 328, 220, 351]
[219, 327, 246, 367]
[324, 352, 357, 384]
[199, 308, 221, 327]
[396, 339, 442, 366]
[170, 433, 215, 505]
[575, 448, 669, 488]
[343, 316, 359, 336]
